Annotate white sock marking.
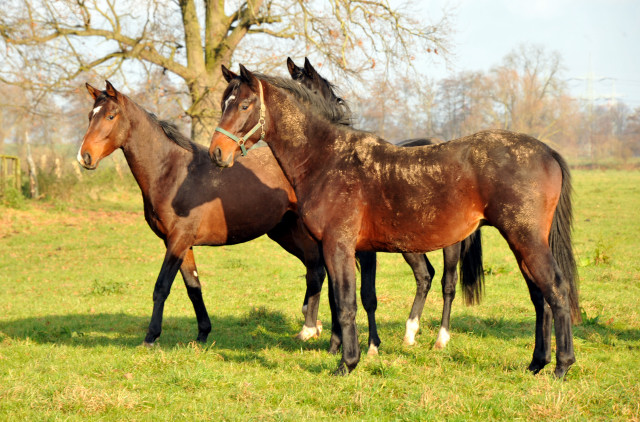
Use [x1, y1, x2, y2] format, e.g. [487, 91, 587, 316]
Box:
[435, 327, 451, 349]
[296, 324, 319, 341]
[403, 317, 420, 345]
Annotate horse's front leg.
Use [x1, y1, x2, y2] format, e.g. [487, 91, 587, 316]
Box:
[143, 238, 190, 346]
[323, 238, 360, 375]
[179, 247, 212, 343]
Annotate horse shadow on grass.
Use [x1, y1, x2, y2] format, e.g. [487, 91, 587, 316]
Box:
[0, 308, 340, 372]
[414, 314, 640, 346]
[1, 309, 637, 374]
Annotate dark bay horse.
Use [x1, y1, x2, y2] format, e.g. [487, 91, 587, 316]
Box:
[286, 57, 484, 349]
[209, 65, 580, 378]
[287, 57, 485, 347]
[77, 81, 342, 347]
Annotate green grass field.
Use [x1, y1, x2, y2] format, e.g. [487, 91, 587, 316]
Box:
[1, 169, 639, 420]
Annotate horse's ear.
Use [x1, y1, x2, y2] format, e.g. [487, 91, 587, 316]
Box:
[86, 83, 101, 100]
[287, 57, 300, 78]
[104, 80, 120, 100]
[239, 64, 259, 91]
[221, 65, 238, 83]
[303, 57, 317, 79]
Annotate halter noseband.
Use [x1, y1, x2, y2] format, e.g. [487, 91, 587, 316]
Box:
[214, 80, 267, 156]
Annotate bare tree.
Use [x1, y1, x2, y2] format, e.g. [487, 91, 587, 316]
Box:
[1, 0, 452, 144]
[435, 71, 489, 140]
[489, 44, 566, 139]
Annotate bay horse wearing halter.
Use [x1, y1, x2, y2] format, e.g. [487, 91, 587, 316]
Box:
[77, 81, 344, 347]
[286, 57, 484, 349]
[209, 65, 580, 378]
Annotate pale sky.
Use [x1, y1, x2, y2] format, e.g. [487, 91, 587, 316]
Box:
[423, 0, 640, 108]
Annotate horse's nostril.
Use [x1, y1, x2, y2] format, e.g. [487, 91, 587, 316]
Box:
[213, 147, 223, 163]
[83, 152, 92, 166]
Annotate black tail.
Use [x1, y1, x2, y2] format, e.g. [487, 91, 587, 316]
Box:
[460, 229, 485, 306]
[549, 151, 581, 324]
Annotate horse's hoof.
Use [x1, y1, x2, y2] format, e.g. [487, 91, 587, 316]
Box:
[332, 362, 349, 376]
[142, 341, 155, 348]
[433, 341, 445, 350]
[553, 364, 571, 379]
[295, 325, 320, 341]
[367, 344, 379, 356]
[403, 336, 416, 346]
[528, 357, 550, 375]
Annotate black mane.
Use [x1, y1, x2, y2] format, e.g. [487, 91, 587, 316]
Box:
[145, 111, 203, 153]
[253, 73, 353, 126]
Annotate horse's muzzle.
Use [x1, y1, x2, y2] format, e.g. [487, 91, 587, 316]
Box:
[77, 150, 96, 170]
[210, 146, 233, 168]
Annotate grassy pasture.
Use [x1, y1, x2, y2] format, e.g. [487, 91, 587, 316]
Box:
[0, 169, 639, 420]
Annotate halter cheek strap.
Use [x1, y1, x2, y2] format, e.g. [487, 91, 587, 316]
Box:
[214, 81, 267, 156]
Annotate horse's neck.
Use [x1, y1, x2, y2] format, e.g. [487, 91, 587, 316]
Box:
[266, 89, 341, 190]
[120, 104, 183, 195]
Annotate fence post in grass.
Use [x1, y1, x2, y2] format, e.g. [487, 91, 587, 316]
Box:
[1, 154, 21, 196]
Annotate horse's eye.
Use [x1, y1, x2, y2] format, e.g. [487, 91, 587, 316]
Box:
[107, 115, 115, 120]
[241, 105, 249, 111]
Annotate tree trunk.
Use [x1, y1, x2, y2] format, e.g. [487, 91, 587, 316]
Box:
[25, 131, 39, 198]
[187, 75, 227, 145]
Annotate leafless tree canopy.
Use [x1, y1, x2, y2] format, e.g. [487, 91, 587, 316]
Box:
[0, 0, 452, 143]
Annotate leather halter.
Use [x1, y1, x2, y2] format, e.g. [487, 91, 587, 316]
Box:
[214, 80, 267, 156]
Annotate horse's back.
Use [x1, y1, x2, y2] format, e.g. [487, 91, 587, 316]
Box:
[352, 129, 563, 252]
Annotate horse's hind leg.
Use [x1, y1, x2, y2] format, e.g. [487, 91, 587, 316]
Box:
[357, 251, 381, 355]
[435, 243, 461, 349]
[179, 247, 212, 343]
[514, 243, 575, 378]
[523, 275, 553, 373]
[402, 253, 435, 346]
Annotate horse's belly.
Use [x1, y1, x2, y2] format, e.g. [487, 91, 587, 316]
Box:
[358, 208, 482, 253]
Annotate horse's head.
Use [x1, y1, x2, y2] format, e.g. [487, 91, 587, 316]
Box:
[287, 57, 345, 106]
[77, 81, 130, 170]
[210, 64, 266, 168]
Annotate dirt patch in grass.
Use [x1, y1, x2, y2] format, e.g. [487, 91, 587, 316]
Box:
[0, 203, 141, 239]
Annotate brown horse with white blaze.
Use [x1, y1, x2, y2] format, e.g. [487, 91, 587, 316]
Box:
[209, 65, 580, 378]
[76, 81, 336, 347]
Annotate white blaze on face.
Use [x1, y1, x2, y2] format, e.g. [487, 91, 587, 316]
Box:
[77, 106, 103, 165]
[91, 105, 102, 119]
[76, 149, 84, 165]
[224, 95, 236, 111]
